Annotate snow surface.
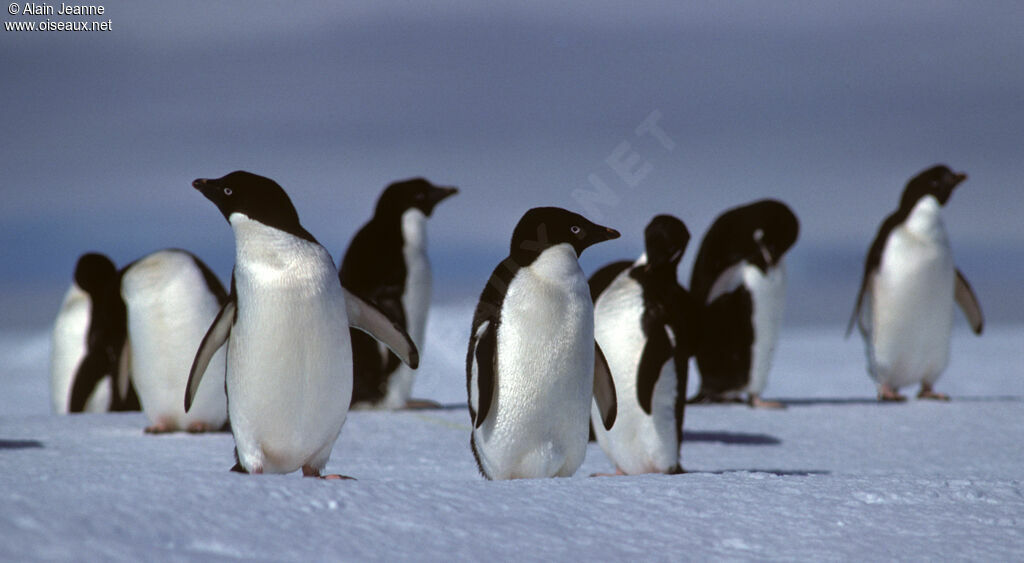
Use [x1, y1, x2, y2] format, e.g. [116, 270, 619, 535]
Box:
[2, 303, 1023, 561]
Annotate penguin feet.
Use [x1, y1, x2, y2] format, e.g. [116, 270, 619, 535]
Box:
[186, 421, 213, 433]
[144, 421, 175, 434]
[917, 385, 950, 401]
[403, 398, 443, 410]
[877, 385, 907, 402]
[302, 465, 355, 480]
[748, 395, 786, 409]
[590, 468, 628, 477]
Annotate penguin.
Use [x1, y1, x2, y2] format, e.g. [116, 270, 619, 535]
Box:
[339, 178, 458, 410]
[689, 199, 799, 408]
[120, 249, 229, 433]
[466, 207, 620, 480]
[847, 165, 983, 401]
[589, 215, 697, 475]
[50, 252, 138, 414]
[186, 171, 419, 478]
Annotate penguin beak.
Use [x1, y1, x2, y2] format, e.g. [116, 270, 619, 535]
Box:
[952, 172, 967, 185]
[423, 186, 458, 215]
[602, 227, 621, 241]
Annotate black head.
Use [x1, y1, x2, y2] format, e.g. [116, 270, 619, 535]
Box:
[192, 171, 306, 236]
[714, 199, 799, 272]
[644, 214, 690, 270]
[899, 165, 967, 209]
[509, 207, 620, 262]
[73, 253, 117, 295]
[375, 178, 459, 218]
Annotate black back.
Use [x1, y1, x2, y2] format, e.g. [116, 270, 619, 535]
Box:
[339, 178, 457, 405]
[67, 253, 139, 412]
[192, 171, 317, 244]
[847, 165, 967, 334]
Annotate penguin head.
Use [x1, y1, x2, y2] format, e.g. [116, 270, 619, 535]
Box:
[900, 165, 967, 209]
[73, 252, 117, 295]
[643, 214, 690, 271]
[193, 171, 305, 234]
[710, 199, 799, 273]
[510, 207, 620, 261]
[375, 178, 459, 218]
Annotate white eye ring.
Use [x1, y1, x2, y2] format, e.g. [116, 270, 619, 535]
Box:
[570, 225, 581, 235]
[223, 187, 233, 196]
[753, 228, 764, 242]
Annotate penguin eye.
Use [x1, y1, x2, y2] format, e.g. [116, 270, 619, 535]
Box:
[570, 225, 582, 235]
[223, 187, 233, 196]
[415, 192, 426, 201]
[753, 229, 764, 242]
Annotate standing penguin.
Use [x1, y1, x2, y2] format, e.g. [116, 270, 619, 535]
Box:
[689, 199, 799, 408]
[186, 171, 418, 478]
[589, 215, 697, 475]
[121, 249, 229, 433]
[467, 207, 619, 480]
[50, 253, 127, 413]
[339, 178, 458, 409]
[848, 165, 983, 401]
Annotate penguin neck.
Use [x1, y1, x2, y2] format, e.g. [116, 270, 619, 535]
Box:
[528, 243, 583, 283]
[230, 214, 327, 269]
[903, 195, 947, 243]
[401, 208, 428, 252]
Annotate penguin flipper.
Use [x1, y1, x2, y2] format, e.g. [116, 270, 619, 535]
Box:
[185, 298, 235, 412]
[471, 320, 496, 429]
[116, 337, 131, 403]
[344, 289, 419, 369]
[593, 343, 617, 430]
[636, 326, 672, 415]
[68, 352, 110, 412]
[954, 268, 984, 335]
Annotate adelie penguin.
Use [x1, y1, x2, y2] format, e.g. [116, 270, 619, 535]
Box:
[339, 178, 458, 410]
[588, 215, 697, 475]
[848, 165, 983, 402]
[467, 207, 620, 480]
[120, 249, 229, 433]
[187, 171, 419, 478]
[689, 199, 799, 408]
[50, 252, 138, 414]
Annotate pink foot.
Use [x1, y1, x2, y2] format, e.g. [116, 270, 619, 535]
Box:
[917, 385, 950, 401]
[144, 422, 174, 434]
[302, 466, 355, 480]
[186, 422, 212, 433]
[878, 385, 907, 402]
[748, 395, 786, 409]
[403, 398, 442, 410]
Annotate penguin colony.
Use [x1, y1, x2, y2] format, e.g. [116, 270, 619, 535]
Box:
[49, 163, 983, 480]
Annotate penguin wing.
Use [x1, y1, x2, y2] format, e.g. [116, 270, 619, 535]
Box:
[636, 324, 673, 415]
[185, 297, 235, 412]
[954, 268, 984, 335]
[116, 337, 131, 402]
[344, 289, 419, 369]
[68, 350, 111, 412]
[705, 263, 746, 305]
[469, 320, 496, 429]
[593, 343, 618, 430]
[848, 213, 901, 337]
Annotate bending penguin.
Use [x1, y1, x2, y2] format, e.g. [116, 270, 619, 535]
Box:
[50, 252, 136, 413]
[339, 178, 458, 409]
[689, 199, 799, 408]
[588, 215, 697, 475]
[467, 207, 619, 480]
[848, 165, 983, 401]
[121, 249, 229, 433]
[186, 171, 419, 478]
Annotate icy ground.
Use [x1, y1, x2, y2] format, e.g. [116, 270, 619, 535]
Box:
[2, 303, 1023, 561]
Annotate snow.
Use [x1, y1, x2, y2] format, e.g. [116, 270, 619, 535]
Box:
[2, 303, 1023, 561]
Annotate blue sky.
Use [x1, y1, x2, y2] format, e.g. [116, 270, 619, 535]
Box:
[2, 2, 1021, 328]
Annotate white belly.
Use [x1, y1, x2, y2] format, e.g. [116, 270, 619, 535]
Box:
[121, 251, 227, 430]
[474, 246, 593, 480]
[383, 209, 432, 407]
[867, 227, 955, 389]
[743, 262, 786, 395]
[591, 266, 679, 474]
[228, 225, 352, 474]
[50, 284, 111, 413]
